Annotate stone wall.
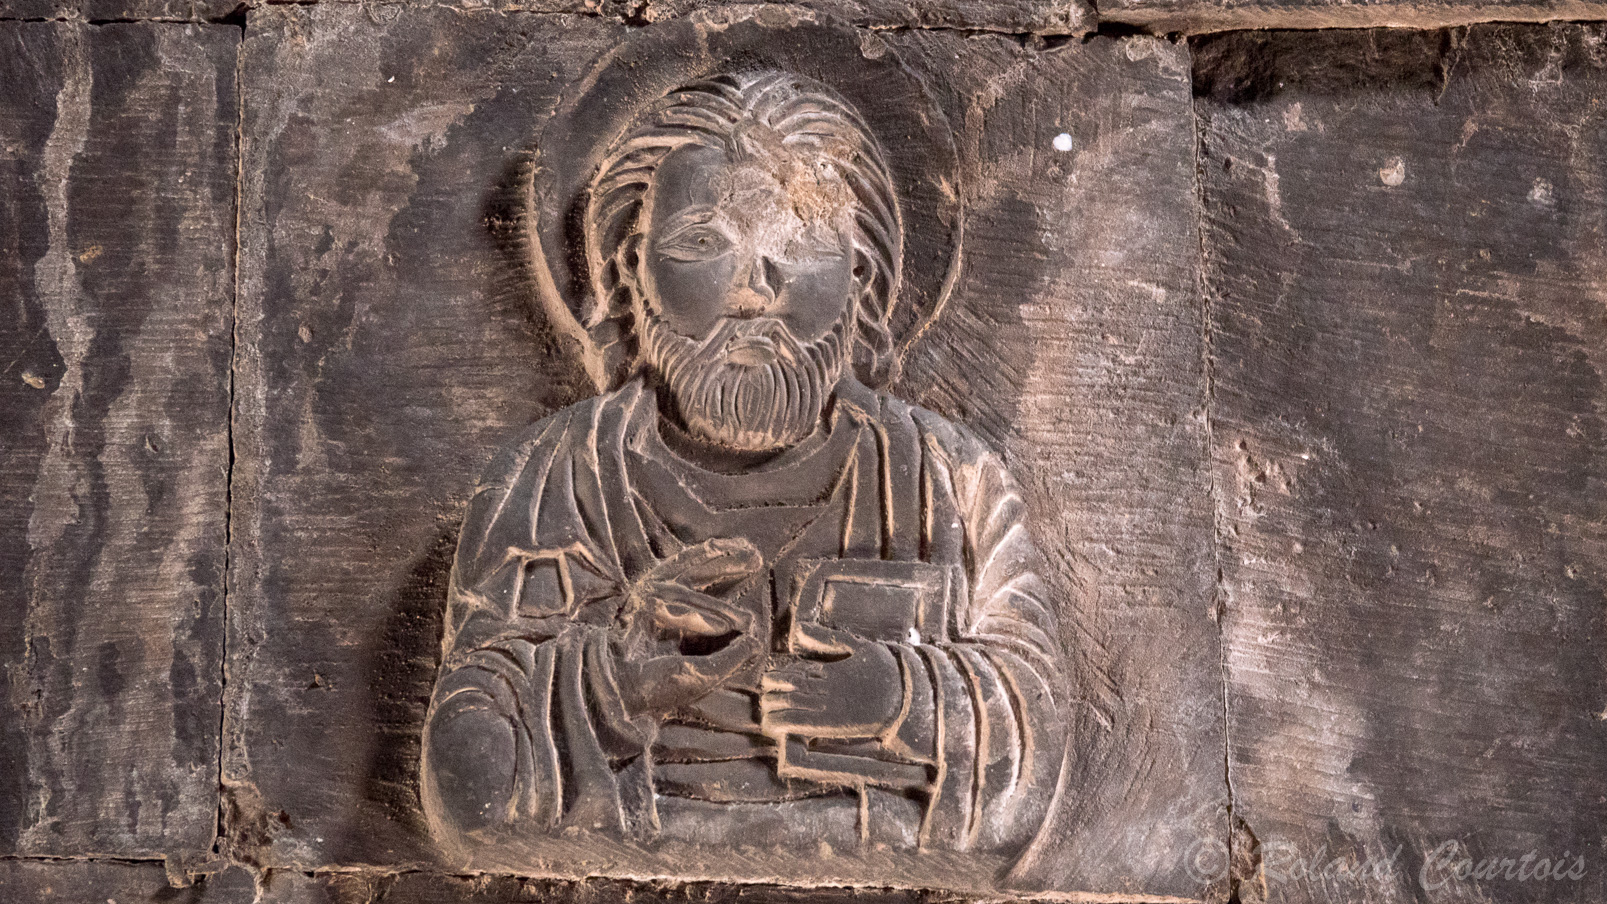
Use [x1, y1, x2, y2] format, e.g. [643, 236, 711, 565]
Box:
[1, 2, 1603, 903]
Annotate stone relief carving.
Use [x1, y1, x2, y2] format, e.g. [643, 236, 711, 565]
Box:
[420, 17, 1071, 879]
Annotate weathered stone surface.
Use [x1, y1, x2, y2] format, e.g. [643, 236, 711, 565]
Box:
[1198, 24, 1607, 904]
[258, 0, 1087, 35]
[0, 860, 257, 902]
[0, 21, 236, 859]
[230, 4, 1219, 898]
[0, 0, 241, 20]
[0, 0, 1084, 35]
[629, 0, 1091, 34]
[0, 861, 963, 904]
[1103, 0, 1607, 33]
[227, 4, 626, 872]
[256, 871, 941, 904]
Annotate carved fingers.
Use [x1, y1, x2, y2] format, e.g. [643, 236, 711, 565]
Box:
[640, 580, 754, 637]
[617, 537, 762, 651]
[759, 660, 828, 694]
[787, 620, 856, 658]
[645, 537, 763, 593]
[760, 641, 903, 740]
[622, 633, 764, 718]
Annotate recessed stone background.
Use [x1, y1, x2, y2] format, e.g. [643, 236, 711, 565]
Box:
[1, 4, 1605, 904]
[0, 0, 241, 20]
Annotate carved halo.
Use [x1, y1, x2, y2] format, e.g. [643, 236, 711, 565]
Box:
[522, 4, 963, 393]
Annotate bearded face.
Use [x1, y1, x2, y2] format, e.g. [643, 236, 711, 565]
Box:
[631, 138, 861, 454]
[641, 304, 852, 452]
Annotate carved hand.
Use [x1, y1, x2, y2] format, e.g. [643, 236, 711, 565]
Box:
[759, 622, 904, 740]
[613, 538, 765, 719]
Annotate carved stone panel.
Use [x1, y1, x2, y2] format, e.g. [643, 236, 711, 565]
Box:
[0, 21, 237, 860]
[1199, 25, 1607, 904]
[230, 4, 1220, 898]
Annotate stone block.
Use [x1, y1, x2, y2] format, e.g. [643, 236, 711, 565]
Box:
[0, 0, 242, 21]
[229, 4, 1220, 898]
[0, 861, 257, 902]
[1104, 0, 1607, 35]
[0, 20, 237, 859]
[1199, 24, 1607, 904]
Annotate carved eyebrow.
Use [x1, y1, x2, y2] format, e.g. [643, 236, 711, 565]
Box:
[658, 206, 718, 235]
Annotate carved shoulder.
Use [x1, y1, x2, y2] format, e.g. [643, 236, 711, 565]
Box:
[905, 403, 994, 466]
[866, 391, 1005, 495]
[453, 386, 640, 585]
[472, 396, 597, 493]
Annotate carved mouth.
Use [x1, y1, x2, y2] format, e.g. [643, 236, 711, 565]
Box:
[724, 334, 782, 367]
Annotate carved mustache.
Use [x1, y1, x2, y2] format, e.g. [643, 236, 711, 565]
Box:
[705, 317, 802, 367]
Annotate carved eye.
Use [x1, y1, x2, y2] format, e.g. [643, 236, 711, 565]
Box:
[657, 225, 733, 262]
[783, 228, 848, 264]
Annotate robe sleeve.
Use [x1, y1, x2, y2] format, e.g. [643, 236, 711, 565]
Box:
[892, 431, 1068, 855]
[421, 406, 657, 847]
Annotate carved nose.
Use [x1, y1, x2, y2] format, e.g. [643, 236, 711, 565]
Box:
[729, 291, 767, 319]
[729, 255, 779, 319]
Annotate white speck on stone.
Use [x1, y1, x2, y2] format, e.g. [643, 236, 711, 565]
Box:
[1283, 102, 1308, 132]
[907, 628, 921, 644]
[1052, 132, 1074, 153]
[1528, 177, 1554, 206]
[1380, 157, 1406, 187]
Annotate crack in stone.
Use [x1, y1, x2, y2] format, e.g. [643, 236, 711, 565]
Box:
[216, 4, 247, 869]
[1185, 39, 1245, 904]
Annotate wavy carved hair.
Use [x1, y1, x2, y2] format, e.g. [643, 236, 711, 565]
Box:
[584, 71, 902, 386]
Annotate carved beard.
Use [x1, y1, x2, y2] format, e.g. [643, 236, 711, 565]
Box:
[641, 306, 852, 453]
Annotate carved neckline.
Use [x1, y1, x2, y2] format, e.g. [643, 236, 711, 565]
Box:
[625, 378, 863, 511]
[653, 404, 834, 476]
[636, 377, 849, 476]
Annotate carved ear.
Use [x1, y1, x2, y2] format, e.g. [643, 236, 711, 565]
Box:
[609, 232, 648, 382]
[850, 254, 869, 294]
[854, 286, 896, 387]
[616, 232, 645, 299]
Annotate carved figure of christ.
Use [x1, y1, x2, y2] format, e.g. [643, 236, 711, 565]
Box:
[422, 72, 1067, 857]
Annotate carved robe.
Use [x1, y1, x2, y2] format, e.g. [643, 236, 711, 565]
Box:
[422, 375, 1066, 856]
